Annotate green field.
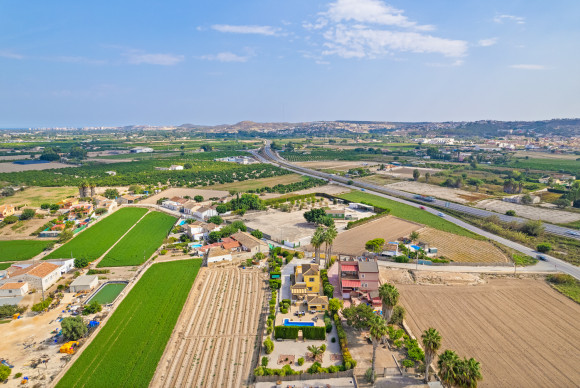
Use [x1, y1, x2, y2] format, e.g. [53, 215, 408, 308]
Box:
[97, 211, 176, 267]
[45, 208, 148, 261]
[339, 191, 479, 238]
[0, 240, 52, 262]
[0, 262, 12, 270]
[88, 283, 127, 304]
[509, 158, 580, 175]
[57, 259, 202, 388]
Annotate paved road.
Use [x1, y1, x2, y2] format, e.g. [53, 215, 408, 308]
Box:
[251, 143, 580, 280]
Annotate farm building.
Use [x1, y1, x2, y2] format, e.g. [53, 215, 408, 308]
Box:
[0, 282, 28, 297]
[326, 209, 345, 219]
[2, 262, 61, 291]
[130, 147, 153, 153]
[230, 231, 269, 254]
[194, 206, 218, 220]
[0, 204, 15, 218]
[117, 195, 138, 204]
[381, 242, 400, 257]
[348, 202, 374, 211]
[204, 247, 232, 264]
[69, 275, 99, 293]
[46, 259, 75, 274]
[169, 165, 184, 170]
[39, 230, 61, 238]
[182, 201, 201, 215]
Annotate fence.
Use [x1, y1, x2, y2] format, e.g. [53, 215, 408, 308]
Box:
[254, 369, 355, 383]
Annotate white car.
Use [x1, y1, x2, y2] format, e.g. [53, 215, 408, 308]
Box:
[437, 212, 445, 217]
[566, 230, 580, 236]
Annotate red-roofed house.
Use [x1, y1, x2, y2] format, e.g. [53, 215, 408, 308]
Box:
[2, 262, 61, 291]
[338, 259, 380, 300]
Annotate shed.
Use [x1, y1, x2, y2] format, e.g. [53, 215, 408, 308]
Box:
[69, 275, 99, 293]
[0, 282, 28, 297]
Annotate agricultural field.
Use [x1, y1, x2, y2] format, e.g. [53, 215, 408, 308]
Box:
[283, 150, 392, 162]
[98, 211, 176, 267]
[151, 267, 266, 388]
[0, 217, 54, 238]
[417, 228, 509, 263]
[294, 160, 378, 171]
[0, 262, 12, 270]
[56, 259, 202, 388]
[339, 192, 479, 238]
[385, 181, 490, 204]
[399, 278, 580, 388]
[0, 240, 52, 262]
[476, 199, 580, 223]
[508, 157, 580, 175]
[310, 215, 421, 256]
[45, 207, 148, 261]
[0, 161, 76, 173]
[205, 173, 304, 191]
[0, 186, 77, 207]
[88, 283, 127, 305]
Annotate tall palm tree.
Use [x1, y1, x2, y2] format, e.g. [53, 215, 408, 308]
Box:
[310, 226, 325, 265]
[323, 225, 337, 268]
[78, 181, 88, 198]
[369, 315, 388, 383]
[422, 328, 442, 383]
[437, 350, 459, 388]
[378, 283, 399, 323]
[457, 357, 483, 388]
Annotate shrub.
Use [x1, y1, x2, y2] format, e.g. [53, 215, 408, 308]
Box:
[324, 317, 332, 333]
[547, 273, 575, 285]
[297, 357, 304, 366]
[14, 372, 22, 379]
[0, 365, 11, 381]
[74, 257, 89, 269]
[331, 337, 336, 343]
[82, 301, 102, 315]
[254, 367, 264, 376]
[280, 308, 288, 314]
[160, 249, 168, 255]
[31, 297, 53, 312]
[3, 215, 18, 224]
[307, 362, 322, 374]
[401, 359, 415, 369]
[261, 356, 269, 367]
[264, 338, 274, 354]
[394, 255, 410, 263]
[365, 368, 375, 382]
[536, 243, 552, 253]
[389, 305, 406, 325]
[505, 210, 516, 216]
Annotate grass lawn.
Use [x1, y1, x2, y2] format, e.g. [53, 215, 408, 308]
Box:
[0, 186, 78, 207]
[98, 211, 176, 267]
[57, 259, 202, 388]
[45, 207, 148, 261]
[0, 262, 12, 270]
[88, 283, 127, 305]
[339, 191, 478, 238]
[204, 173, 303, 191]
[0, 240, 52, 262]
[547, 274, 580, 304]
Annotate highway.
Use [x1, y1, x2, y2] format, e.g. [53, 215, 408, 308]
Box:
[251, 142, 580, 280]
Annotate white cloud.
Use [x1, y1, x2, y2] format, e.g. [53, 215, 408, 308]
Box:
[324, 0, 434, 31]
[510, 64, 545, 70]
[493, 14, 525, 24]
[322, 26, 468, 58]
[427, 59, 464, 67]
[211, 24, 279, 36]
[304, 0, 467, 61]
[478, 38, 498, 47]
[0, 50, 24, 59]
[124, 50, 184, 65]
[201, 52, 250, 63]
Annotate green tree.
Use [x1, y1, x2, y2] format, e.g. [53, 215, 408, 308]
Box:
[0, 365, 11, 381]
[61, 316, 88, 340]
[83, 301, 102, 315]
[323, 225, 338, 268]
[552, 198, 570, 208]
[328, 298, 343, 314]
[307, 345, 324, 361]
[264, 337, 274, 354]
[365, 238, 385, 253]
[183, 162, 193, 169]
[413, 169, 420, 181]
[57, 229, 74, 243]
[19, 208, 36, 220]
[369, 315, 388, 383]
[425, 172, 431, 183]
[458, 357, 483, 388]
[3, 215, 18, 224]
[520, 220, 544, 236]
[310, 226, 325, 265]
[389, 305, 405, 325]
[216, 204, 227, 214]
[342, 303, 375, 330]
[303, 208, 327, 224]
[74, 257, 89, 268]
[251, 229, 263, 239]
[193, 195, 204, 202]
[104, 188, 119, 199]
[410, 231, 419, 241]
[422, 328, 442, 383]
[505, 210, 516, 216]
[438, 350, 460, 388]
[379, 283, 399, 323]
[208, 215, 223, 225]
[536, 243, 552, 253]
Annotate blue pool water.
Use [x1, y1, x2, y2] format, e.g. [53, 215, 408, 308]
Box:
[191, 244, 202, 248]
[410, 245, 421, 250]
[178, 220, 186, 225]
[283, 319, 315, 327]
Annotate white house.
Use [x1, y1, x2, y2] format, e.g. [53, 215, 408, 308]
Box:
[130, 147, 153, 153]
[170, 165, 184, 170]
[3, 262, 61, 292]
[46, 259, 75, 274]
[0, 282, 29, 297]
[182, 201, 201, 216]
[69, 275, 99, 293]
[194, 206, 218, 221]
[205, 247, 232, 264]
[182, 222, 206, 240]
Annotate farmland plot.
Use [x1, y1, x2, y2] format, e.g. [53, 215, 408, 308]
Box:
[399, 278, 580, 388]
[151, 268, 266, 388]
[98, 211, 176, 267]
[0, 240, 52, 262]
[57, 259, 202, 388]
[45, 207, 148, 260]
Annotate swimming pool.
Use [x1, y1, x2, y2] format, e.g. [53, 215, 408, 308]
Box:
[410, 245, 422, 251]
[283, 319, 315, 327]
[190, 244, 202, 248]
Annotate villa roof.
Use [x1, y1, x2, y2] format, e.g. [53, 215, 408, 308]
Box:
[10, 262, 60, 279]
[207, 247, 231, 258]
[306, 295, 329, 305]
[301, 264, 319, 276]
[0, 282, 27, 290]
[358, 261, 379, 273]
[341, 264, 358, 272]
[231, 231, 265, 249]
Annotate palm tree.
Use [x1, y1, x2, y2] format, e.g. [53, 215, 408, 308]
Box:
[78, 181, 88, 198]
[437, 350, 459, 388]
[422, 328, 442, 383]
[369, 315, 388, 383]
[323, 225, 337, 268]
[307, 345, 324, 362]
[378, 283, 399, 323]
[310, 226, 325, 265]
[457, 357, 483, 388]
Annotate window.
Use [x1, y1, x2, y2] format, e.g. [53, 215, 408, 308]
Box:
[361, 274, 365, 278]
[362, 283, 368, 288]
[309, 277, 315, 282]
[308, 287, 313, 291]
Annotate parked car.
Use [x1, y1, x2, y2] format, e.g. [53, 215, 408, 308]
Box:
[536, 254, 547, 261]
[437, 212, 445, 217]
[566, 230, 579, 236]
[420, 206, 425, 210]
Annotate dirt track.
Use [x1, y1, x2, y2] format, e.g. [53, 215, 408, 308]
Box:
[399, 278, 580, 388]
[151, 267, 266, 388]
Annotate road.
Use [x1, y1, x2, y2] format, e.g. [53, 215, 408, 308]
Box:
[250, 143, 580, 280]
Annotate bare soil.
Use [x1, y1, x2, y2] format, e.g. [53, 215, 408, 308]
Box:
[417, 228, 509, 264]
[476, 199, 580, 223]
[399, 278, 580, 388]
[140, 188, 230, 204]
[378, 166, 441, 180]
[0, 217, 52, 239]
[379, 268, 485, 286]
[386, 181, 490, 204]
[0, 187, 78, 207]
[151, 267, 267, 388]
[0, 162, 77, 173]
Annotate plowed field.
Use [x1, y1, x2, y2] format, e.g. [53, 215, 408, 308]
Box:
[399, 278, 580, 388]
[151, 268, 267, 388]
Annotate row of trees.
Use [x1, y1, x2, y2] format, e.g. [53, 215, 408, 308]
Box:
[310, 225, 337, 268]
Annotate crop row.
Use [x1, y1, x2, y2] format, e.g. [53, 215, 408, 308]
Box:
[45, 207, 148, 261]
[98, 211, 176, 267]
[57, 259, 202, 388]
[0, 240, 52, 262]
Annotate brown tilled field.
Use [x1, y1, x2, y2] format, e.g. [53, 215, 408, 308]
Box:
[151, 267, 267, 388]
[399, 278, 580, 388]
[312, 215, 421, 256]
[417, 228, 509, 263]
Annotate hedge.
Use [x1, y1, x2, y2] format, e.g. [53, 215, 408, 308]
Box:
[346, 210, 390, 230]
[302, 326, 326, 340]
[334, 313, 357, 369]
[274, 326, 299, 339]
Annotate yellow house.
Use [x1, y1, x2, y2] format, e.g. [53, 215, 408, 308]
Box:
[57, 198, 79, 209]
[306, 295, 329, 312]
[0, 204, 15, 218]
[290, 264, 321, 300]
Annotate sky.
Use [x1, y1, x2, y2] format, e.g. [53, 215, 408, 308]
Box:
[1, 0, 579, 127]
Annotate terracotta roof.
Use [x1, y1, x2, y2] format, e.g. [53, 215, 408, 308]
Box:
[342, 279, 361, 288]
[222, 241, 241, 250]
[341, 264, 358, 272]
[169, 196, 188, 204]
[306, 295, 328, 305]
[10, 262, 60, 279]
[0, 204, 15, 212]
[0, 282, 27, 290]
[196, 206, 212, 213]
[302, 264, 319, 276]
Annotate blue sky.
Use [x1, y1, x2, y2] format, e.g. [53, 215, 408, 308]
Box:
[1, 0, 579, 127]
